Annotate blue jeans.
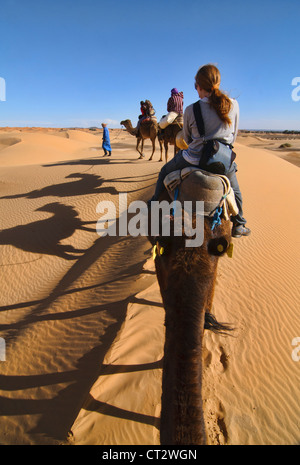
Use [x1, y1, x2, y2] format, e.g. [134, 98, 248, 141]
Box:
[151, 151, 246, 226]
[225, 161, 247, 226]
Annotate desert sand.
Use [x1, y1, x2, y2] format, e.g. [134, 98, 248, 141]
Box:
[0, 127, 299, 445]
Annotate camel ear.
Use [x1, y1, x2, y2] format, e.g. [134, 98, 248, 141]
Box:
[207, 237, 229, 256]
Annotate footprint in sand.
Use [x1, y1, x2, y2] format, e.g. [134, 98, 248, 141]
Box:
[205, 399, 229, 445]
[203, 347, 212, 369]
[203, 344, 229, 373]
[216, 401, 229, 444]
[219, 345, 229, 372]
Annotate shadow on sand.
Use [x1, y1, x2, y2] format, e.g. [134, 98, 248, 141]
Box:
[0, 172, 157, 201]
[0, 213, 162, 442]
[0, 202, 95, 260]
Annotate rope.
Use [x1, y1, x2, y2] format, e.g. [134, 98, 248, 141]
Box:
[211, 206, 223, 230]
[109, 128, 124, 142]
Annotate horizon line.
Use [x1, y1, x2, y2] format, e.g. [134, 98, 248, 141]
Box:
[0, 125, 299, 133]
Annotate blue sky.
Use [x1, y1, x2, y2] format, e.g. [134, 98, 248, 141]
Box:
[0, 0, 299, 130]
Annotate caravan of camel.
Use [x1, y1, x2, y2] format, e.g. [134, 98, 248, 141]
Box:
[121, 99, 186, 163]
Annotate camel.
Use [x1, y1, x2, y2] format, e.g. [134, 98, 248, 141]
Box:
[148, 171, 234, 445]
[158, 122, 183, 163]
[120, 119, 162, 161]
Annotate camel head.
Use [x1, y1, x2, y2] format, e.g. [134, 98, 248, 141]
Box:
[120, 119, 138, 137]
[149, 210, 232, 308]
[148, 176, 234, 445]
[120, 119, 132, 127]
[148, 174, 233, 312]
[35, 202, 79, 218]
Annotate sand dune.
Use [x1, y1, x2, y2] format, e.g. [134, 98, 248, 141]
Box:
[237, 132, 300, 167]
[0, 129, 104, 166]
[0, 128, 299, 445]
[0, 135, 22, 150]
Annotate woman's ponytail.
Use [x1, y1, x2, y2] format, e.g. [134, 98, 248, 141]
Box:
[195, 64, 232, 126]
[210, 87, 232, 126]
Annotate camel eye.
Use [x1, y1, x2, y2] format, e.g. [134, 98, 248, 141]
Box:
[207, 237, 229, 256]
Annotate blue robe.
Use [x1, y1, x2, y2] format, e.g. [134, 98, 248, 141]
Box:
[102, 127, 111, 151]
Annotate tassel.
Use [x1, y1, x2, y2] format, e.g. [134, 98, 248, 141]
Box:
[211, 206, 222, 230]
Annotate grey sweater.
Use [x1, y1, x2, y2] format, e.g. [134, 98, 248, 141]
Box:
[182, 97, 239, 165]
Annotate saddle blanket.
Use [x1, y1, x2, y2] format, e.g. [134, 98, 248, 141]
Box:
[141, 116, 157, 124]
[163, 167, 238, 219]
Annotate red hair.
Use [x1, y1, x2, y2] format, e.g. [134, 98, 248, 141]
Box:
[195, 64, 232, 126]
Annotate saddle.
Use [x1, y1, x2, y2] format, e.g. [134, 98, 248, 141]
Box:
[141, 117, 151, 124]
[173, 114, 183, 126]
[160, 115, 183, 129]
[163, 167, 238, 219]
[141, 116, 157, 125]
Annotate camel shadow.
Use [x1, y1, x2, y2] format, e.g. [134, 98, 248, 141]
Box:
[0, 261, 159, 318]
[0, 202, 95, 260]
[0, 353, 162, 439]
[0, 227, 162, 441]
[0, 172, 167, 440]
[1, 172, 157, 201]
[83, 393, 160, 428]
[82, 358, 163, 429]
[0, 173, 118, 200]
[42, 156, 143, 169]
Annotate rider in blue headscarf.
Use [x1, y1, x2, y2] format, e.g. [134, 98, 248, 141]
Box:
[102, 123, 112, 156]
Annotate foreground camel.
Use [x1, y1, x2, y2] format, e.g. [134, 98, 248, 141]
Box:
[148, 171, 234, 444]
[120, 119, 162, 161]
[158, 122, 182, 162]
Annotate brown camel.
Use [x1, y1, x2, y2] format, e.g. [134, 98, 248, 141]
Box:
[120, 119, 162, 161]
[158, 122, 182, 162]
[148, 172, 234, 445]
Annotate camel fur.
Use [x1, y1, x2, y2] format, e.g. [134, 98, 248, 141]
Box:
[120, 119, 162, 161]
[148, 178, 234, 445]
[158, 122, 183, 162]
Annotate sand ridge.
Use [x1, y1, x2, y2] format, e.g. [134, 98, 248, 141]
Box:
[0, 128, 299, 445]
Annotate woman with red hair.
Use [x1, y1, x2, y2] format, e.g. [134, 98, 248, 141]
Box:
[150, 64, 250, 238]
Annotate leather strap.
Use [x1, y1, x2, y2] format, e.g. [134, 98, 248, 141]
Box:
[193, 101, 205, 137]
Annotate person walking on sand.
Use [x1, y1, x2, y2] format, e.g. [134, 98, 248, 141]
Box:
[159, 88, 184, 129]
[150, 64, 250, 238]
[102, 123, 112, 156]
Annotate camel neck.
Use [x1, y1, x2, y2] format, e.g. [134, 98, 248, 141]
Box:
[160, 280, 208, 445]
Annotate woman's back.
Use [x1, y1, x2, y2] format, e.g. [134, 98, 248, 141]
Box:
[183, 97, 239, 158]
